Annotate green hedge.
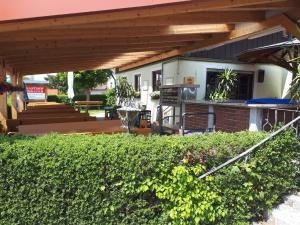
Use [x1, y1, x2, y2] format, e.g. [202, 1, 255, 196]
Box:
[47, 94, 107, 105]
[47, 94, 69, 103]
[0, 132, 299, 224]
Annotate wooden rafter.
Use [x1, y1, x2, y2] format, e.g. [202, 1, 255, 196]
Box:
[280, 14, 300, 38]
[49, 11, 265, 29]
[219, 0, 300, 10]
[118, 12, 300, 71]
[0, 24, 233, 42]
[0, 41, 193, 56]
[1, 0, 299, 75]
[0, 34, 210, 51]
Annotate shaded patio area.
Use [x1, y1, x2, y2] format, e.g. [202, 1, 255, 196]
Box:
[0, 0, 300, 134]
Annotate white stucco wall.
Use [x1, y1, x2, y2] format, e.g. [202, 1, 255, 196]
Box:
[116, 58, 291, 121]
[253, 64, 289, 99]
[117, 63, 162, 120]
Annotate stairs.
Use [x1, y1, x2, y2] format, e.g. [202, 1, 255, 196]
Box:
[253, 193, 300, 225]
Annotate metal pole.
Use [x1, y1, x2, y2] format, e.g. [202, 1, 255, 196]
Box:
[199, 115, 300, 179]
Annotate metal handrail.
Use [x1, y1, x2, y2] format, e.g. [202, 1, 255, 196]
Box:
[199, 115, 300, 179]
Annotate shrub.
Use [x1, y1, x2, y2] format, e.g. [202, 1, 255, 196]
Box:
[73, 94, 107, 104]
[47, 94, 69, 103]
[0, 131, 299, 224]
[47, 94, 107, 105]
[105, 88, 116, 106]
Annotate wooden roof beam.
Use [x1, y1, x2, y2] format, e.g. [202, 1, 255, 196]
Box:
[280, 14, 300, 38]
[0, 0, 284, 33]
[118, 11, 295, 71]
[19, 63, 122, 75]
[0, 24, 233, 42]
[0, 34, 210, 51]
[52, 11, 266, 29]
[2, 44, 179, 57]
[231, 0, 300, 10]
[8, 55, 161, 65]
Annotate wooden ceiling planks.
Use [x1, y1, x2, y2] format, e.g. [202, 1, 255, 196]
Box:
[0, 0, 299, 75]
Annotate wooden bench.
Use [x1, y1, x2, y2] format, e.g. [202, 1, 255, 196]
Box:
[22, 108, 76, 114]
[27, 105, 73, 110]
[75, 101, 103, 112]
[18, 112, 90, 119]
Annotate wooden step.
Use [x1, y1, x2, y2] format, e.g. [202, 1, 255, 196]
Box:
[18, 112, 89, 119]
[20, 116, 97, 125]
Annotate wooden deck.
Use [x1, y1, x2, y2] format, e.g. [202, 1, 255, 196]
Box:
[14, 103, 152, 136]
[18, 120, 127, 136]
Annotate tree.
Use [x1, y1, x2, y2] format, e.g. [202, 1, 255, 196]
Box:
[73, 69, 113, 100]
[46, 72, 68, 94]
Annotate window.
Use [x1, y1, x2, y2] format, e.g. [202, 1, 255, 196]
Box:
[152, 70, 162, 91]
[205, 69, 254, 100]
[134, 74, 141, 92]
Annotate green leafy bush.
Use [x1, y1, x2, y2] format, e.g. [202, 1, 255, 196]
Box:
[47, 94, 107, 105]
[0, 131, 299, 224]
[105, 88, 116, 106]
[47, 94, 69, 103]
[73, 94, 107, 104]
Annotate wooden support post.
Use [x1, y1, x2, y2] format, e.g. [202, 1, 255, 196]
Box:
[11, 73, 18, 119]
[17, 74, 24, 112]
[0, 59, 8, 132]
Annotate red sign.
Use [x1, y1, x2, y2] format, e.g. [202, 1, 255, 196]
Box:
[26, 85, 46, 101]
[26, 86, 45, 93]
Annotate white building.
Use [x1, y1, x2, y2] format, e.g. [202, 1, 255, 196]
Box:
[117, 57, 292, 120]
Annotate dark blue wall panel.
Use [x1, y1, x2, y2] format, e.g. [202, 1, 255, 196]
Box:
[185, 32, 290, 61]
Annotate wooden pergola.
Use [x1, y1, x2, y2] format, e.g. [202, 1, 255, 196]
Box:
[0, 0, 300, 131]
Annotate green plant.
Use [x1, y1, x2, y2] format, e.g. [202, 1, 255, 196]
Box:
[0, 131, 298, 224]
[74, 69, 113, 101]
[47, 94, 107, 105]
[105, 88, 116, 106]
[47, 94, 69, 103]
[150, 91, 160, 100]
[46, 72, 68, 94]
[115, 77, 136, 105]
[289, 59, 300, 103]
[209, 69, 237, 101]
[140, 164, 227, 224]
[134, 91, 141, 99]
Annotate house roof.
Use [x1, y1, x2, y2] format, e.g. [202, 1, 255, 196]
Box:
[0, 0, 299, 75]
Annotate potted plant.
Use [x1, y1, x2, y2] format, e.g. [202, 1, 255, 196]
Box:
[208, 68, 237, 102]
[150, 91, 160, 100]
[134, 91, 141, 99]
[115, 77, 136, 106]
